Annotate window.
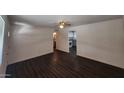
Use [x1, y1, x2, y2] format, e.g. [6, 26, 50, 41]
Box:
[0, 16, 5, 65]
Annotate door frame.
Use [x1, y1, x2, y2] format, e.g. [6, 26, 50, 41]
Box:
[0, 16, 5, 65]
[68, 31, 77, 54]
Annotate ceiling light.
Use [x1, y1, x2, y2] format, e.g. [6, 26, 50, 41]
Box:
[57, 21, 71, 29]
[59, 21, 65, 29]
[59, 25, 64, 29]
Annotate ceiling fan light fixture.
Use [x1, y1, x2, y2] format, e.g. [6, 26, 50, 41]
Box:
[57, 21, 71, 29]
[59, 24, 64, 29]
[58, 21, 65, 29]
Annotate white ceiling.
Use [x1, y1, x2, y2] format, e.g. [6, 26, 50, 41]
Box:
[8, 15, 122, 27]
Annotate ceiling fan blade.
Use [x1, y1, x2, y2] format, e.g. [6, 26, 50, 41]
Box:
[66, 23, 71, 26]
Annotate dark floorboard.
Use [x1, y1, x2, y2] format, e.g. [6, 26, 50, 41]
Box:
[6, 50, 124, 78]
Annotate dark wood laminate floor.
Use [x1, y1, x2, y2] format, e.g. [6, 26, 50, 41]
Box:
[6, 50, 124, 78]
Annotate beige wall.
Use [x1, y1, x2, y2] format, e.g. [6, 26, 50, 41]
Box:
[8, 24, 54, 64]
[56, 30, 69, 52]
[56, 18, 124, 68]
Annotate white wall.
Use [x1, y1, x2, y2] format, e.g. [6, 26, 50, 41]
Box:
[0, 16, 10, 77]
[8, 24, 54, 64]
[56, 30, 69, 52]
[56, 18, 124, 68]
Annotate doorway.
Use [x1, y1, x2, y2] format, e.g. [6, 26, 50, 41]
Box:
[53, 32, 57, 51]
[68, 31, 77, 56]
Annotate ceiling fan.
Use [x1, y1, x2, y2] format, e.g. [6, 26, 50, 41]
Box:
[56, 20, 71, 29]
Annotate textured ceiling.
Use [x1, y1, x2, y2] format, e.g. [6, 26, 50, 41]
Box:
[8, 15, 122, 27]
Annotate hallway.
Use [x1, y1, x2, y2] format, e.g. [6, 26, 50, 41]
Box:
[6, 50, 124, 78]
